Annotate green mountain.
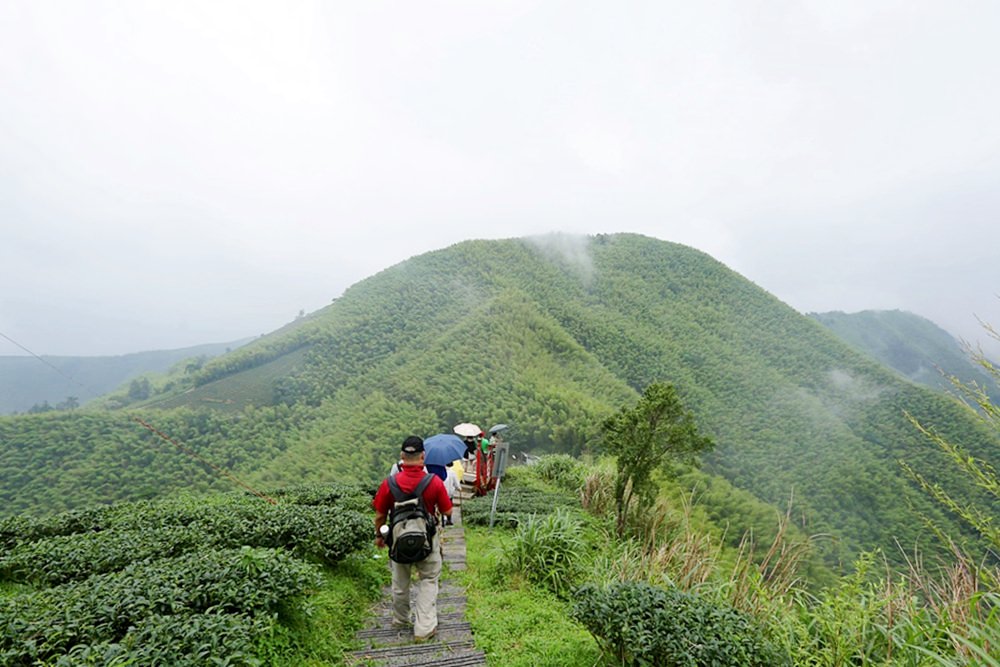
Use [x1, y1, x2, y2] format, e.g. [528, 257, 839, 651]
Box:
[1, 234, 996, 570]
[0, 340, 249, 414]
[810, 309, 1000, 402]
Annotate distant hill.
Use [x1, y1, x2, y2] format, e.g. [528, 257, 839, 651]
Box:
[810, 310, 1000, 402]
[1, 234, 996, 571]
[0, 340, 249, 414]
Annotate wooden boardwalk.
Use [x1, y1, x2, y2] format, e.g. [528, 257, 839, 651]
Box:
[348, 484, 486, 666]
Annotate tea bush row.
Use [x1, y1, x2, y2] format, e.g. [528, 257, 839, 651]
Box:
[0, 482, 367, 547]
[55, 610, 271, 667]
[0, 547, 320, 665]
[2, 525, 202, 585]
[461, 486, 578, 527]
[0, 484, 374, 664]
[1, 486, 371, 585]
[572, 581, 787, 667]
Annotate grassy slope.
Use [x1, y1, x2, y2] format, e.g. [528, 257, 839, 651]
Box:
[147, 346, 312, 412]
[458, 460, 997, 667]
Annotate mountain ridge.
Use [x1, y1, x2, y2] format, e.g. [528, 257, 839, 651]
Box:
[811, 308, 1000, 402]
[0, 339, 251, 414]
[1, 234, 995, 570]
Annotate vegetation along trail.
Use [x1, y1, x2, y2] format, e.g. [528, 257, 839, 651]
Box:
[1, 234, 998, 664]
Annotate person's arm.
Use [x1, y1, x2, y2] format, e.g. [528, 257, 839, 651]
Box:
[373, 480, 390, 549]
[375, 510, 388, 548]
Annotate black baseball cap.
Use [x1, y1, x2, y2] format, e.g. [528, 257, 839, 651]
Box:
[401, 436, 424, 454]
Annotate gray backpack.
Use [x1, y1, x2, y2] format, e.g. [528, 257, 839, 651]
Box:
[386, 473, 437, 564]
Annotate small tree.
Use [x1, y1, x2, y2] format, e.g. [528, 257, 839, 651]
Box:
[56, 396, 79, 410]
[603, 383, 713, 537]
[127, 377, 151, 402]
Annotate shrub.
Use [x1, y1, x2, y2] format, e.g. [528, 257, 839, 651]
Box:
[572, 581, 787, 666]
[534, 454, 587, 492]
[0, 547, 320, 665]
[0, 484, 374, 665]
[1, 502, 370, 586]
[501, 509, 587, 597]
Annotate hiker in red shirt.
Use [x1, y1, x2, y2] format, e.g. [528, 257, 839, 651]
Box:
[374, 436, 453, 642]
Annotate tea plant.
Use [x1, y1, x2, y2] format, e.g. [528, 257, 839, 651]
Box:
[572, 581, 787, 666]
[0, 547, 319, 665]
[0, 483, 373, 665]
[461, 485, 578, 527]
[1, 487, 370, 586]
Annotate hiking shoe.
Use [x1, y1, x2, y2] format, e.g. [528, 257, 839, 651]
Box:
[414, 627, 437, 643]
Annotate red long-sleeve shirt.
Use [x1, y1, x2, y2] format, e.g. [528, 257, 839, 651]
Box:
[373, 464, 453, 516]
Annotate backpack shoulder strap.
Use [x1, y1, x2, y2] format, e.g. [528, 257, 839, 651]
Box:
[412, 473, 435, 498]
[387, 473, 407, 502]
[387, 473, 434, 502]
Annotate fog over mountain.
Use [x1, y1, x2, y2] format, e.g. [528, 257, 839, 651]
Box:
[2, 2, 999, 357]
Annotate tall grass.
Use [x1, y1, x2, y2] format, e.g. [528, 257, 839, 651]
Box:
[725, 503, 814, 617]
[768, 548, 1000, 666]
[894, 546, 999, 665]
[499, 508, 586, 597]
[582, 465, 719, 590]
[533, 454, 588, 492]
[473, 456, 1000, 666]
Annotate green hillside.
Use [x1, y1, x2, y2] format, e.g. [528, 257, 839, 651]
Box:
[0, 340, 248, 414]
[1, 234, 996, 570]
[811, 309, 1000, 401]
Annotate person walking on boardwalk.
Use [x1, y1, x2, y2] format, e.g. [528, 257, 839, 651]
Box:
[373, 435, 454, 641]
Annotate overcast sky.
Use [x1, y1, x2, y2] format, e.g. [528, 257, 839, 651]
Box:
[2, 1, 999, 359]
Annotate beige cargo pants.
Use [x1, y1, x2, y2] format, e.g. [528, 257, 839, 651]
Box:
[390, 534, 443, 638]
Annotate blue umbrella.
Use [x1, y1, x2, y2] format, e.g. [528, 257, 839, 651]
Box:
[423, 433, 468, 467]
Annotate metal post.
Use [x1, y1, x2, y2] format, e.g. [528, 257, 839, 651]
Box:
[486, 426, 510, 528]
[488, 476, 502, 529]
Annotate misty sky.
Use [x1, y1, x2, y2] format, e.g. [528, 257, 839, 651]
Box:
[3, 1, 999, 358]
